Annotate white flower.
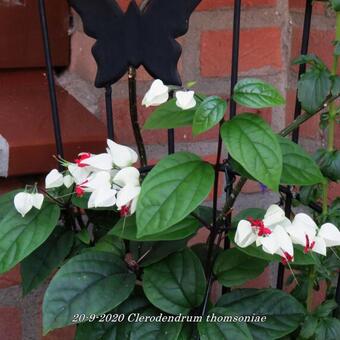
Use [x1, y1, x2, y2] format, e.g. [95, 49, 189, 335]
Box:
[106, 140, 138, 168]
[318, 223, 340, 247]
[175, 90, 196, 110]
[113, 167, 140, 187]
[63, 175, 74, 188]
[142, 79, 169, 107]
[287, 214, 340, 256]
[116, 185, 141, 216]
[88, 187, 117, 209]
[68, 164, 91, 184]
[82, 171, 112, 193]
[79, 153, 113, 171]
[14, 192, 44, 217]
[45, 169, 64, 189]
[235, 205, 293, 261]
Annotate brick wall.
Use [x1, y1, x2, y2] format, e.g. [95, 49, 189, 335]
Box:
[1, 1, 339, 339]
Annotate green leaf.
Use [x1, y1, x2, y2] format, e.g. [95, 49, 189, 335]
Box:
[299, 315, 318, 339]
[72, 192, 91, 209]
[198, 307, 253, 340]
[192, 96, 227, 135]
[21, 228, 74, 296]
[42, 251, 136, 334]
[231, 208, 266, 228]
[136, 152, 214, 237]
[0, 201, 60, 274]
[315, 300, 338, 318]
[75, 296, 182, 340]
[76, 228, 91, 245]
[331, 75, 340, 96]
[110, 215, 200, 241]
[143, 248, 206, 315]
[293, 54, 328, 69]
[213, 248, 268, 287]
[130, 239, 188, 267]
[144, 98, 199, 130]
[331, 0, 340, 11]
[278, 135, 324, 185]
[233, 78, 285, 109]
[217, 289, 306, 339]
[85, 235, 125, 258]
[221, 114, 282, 190]
[315, 149, 340, 182]
[315, 318, 340, 340]
[297, 68, 331, 113]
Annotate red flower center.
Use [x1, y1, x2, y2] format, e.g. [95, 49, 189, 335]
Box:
[303, 234, 315, 254]
[75, 180, 88, 198]
[75, 153, 91, 168]
[281, 252, 294, 265]
[120, 204, 131, 217]
[247, 217, 272, 236]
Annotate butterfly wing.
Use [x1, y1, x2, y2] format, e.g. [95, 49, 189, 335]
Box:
[69, 0, 128, 87]
[141, 0, 201, 85]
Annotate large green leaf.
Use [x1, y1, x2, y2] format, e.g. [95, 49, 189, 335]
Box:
[221, 114, 282, 190]
[143, 248, 206, 315]
[198, 307, 253, 340]
[0, 201, 60, 274]
[192, 96, 227, 135]
[315, 318, 340, 340]
[217, 289, 305, 339]
[75, 296, 182, 340]
[110, 215, 200, 241]
[136, 152, 214, 238]
[278, 135, 324, 185]
[85, 235, 125, 258]
[298, 68, 331, 113]
[43, 251, 136, 334]
[233, 78, 285, 109]
[21, 228, 74, 295]
[213, 248, 268, 287]
[315, 149, 340, 182]
[130, 239, 188, 267]
[144, 98, 198, 129]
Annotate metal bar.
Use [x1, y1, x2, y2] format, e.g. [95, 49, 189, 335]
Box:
[335, 274, 340, 317]
[105, 85, 115, 140]
[278, 0, 313, 290]
[38, 0, 64, 159]
[167, 129, 175, 154]
[128, 67, 147, 166]
[221, 0, 242, 295]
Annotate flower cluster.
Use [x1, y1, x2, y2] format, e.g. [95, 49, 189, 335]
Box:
[142, 79, 197, 110]
[14, 140, 141, 217]
[235, 205, 340, 264]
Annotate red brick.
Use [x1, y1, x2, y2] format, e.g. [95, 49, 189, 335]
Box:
[329, 182, 340, 202]
[201, 28, 282, 77]
[0, 266, 21, 289]
[291, 28, 336, 71]
[198, 0, 276, 11]
[289, 0, 326, 14]
[240, 266, 270, 288]
[0, 307, 21, 340]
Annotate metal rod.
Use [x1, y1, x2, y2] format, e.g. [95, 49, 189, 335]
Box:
[278, 0, 313, 290]
[128, 67, 147, 167]
[38, 0, 64, 159]
[105, 85, 115, 140]
[292, 0, 313, 143]
[168, 129, 175, 154]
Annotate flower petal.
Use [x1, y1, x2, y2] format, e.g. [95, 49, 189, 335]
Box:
[175, 90, 196, 110]
[318, 223, 340, 247]
[14, 192, 33, 217]
[68, 164, 91, 184]
[313, 236, 327, 256]
[31, 193, 44, 210]
[80, 153, 113, 171]
[263, 204, 286, 228]
[234, 220, 257, 248]
[107, 140, 138, 168]
[45, 169, 64, 189]
[84, 171, 111, 192]
[63, 175, 74, 189]
[88, 187, 117, 209]
[116, 185, 141, 209]
[142, 79, 169, 107]
[113, 167, 140, 187]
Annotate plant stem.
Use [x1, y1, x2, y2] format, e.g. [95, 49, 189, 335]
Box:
[321, 11, 340, 216]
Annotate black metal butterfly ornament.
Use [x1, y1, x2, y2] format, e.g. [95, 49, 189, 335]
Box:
[69, 0, 202, 88]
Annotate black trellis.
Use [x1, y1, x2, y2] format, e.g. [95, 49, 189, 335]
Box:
[37, 0, 340, 310]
